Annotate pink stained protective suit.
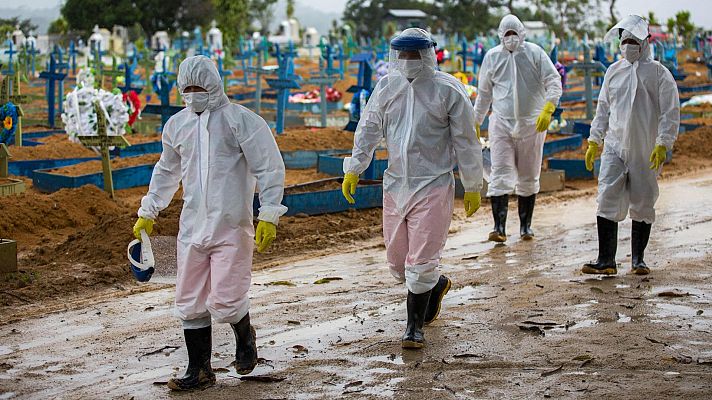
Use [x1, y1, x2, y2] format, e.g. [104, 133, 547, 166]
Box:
[138, 56, 287, 328]
[343, 29, 483, 294]
[383, 185, 455, 294]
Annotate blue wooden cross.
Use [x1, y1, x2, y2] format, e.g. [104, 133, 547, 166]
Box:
[457, 39, 474, 74]
[375, 37, 389, 61]
[265, 44, 301, 134]
[68, 41, 79, 75]
[38, 55, 67, 128]
[216, 56, 232, 91]
[335, 44, 346, 79]
[344, 52, 373, 131]
[245, 42, 278, 115]
[3, 41, 17, 75]
[118, 59, 143, 94]
[27, 42, 40, 77]
[143, 73, 183, 131]
[570, 36, 607, 120]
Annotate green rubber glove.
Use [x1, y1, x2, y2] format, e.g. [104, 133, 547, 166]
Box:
[535, 101, 556, 132]
[464, 192, 481, 217]
[475, 124, 481, 140]
[649, 144, 667, 170]
[255, 221, 277, 253]
[133, 217, 154, 241]
[585, 141, 599, 172]
[342, 172, 359, 204]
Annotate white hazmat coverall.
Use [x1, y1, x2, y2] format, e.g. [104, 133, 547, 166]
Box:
[474, 15, 562, 197]
[138, 56, 287, 328]
[590, 27, 680, 224]
[343, 28, 483, 294]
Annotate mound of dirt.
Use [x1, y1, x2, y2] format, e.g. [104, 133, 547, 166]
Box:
[9, 139, 98, 160]
[275, 127, 354, 151]
[285, 169, 333, 186]
[48, 154, 160, 176]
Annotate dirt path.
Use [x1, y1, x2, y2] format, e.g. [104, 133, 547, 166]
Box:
[1, 171, 711, 399]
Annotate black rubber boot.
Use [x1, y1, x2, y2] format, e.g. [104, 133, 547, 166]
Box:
[582, 216, 619, 275]
[424, 275, 452, 325]
[488, 195, 508, 242]
[631, 220, 652, 275]
[167, 326, 215, 391]
[231, 313, 258, 375]
[518, 194, 536, 240]
[402, 290, 431, 349]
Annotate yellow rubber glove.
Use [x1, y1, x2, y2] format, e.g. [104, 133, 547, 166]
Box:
[535, 101, 556, 132]
[342, 172, 359, 204]
[649, 144, 667, 170]
[585, 141, 599, 172]
[255, 221, 277, 253]
[463, 192, 481, 217]
[475, 124, 481, 140]
[133, 217, 154, 241]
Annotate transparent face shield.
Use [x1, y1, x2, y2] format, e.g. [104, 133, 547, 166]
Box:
[387, 28, 437, 82]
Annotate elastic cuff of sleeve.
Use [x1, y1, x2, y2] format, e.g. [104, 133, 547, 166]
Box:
[137, 208, 157, 220]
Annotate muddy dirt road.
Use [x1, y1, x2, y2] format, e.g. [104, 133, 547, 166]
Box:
[1, 171, 711, 399]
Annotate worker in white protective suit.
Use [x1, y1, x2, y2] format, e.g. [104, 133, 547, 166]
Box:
[473, 14, 563, 242]
[582, 15, 679, 276]
[341, 28, 483, 349]
[132, 56, 287, 390]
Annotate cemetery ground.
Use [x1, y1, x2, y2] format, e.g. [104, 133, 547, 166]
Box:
[1, 55, 712, 398]
[0, 167, 710, 398]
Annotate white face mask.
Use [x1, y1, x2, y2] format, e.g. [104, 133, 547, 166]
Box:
[503, 35, 520, 52]
[398, 59, 423, 79]
[620, 43, 641, 63]
[183, 91, 209, 113]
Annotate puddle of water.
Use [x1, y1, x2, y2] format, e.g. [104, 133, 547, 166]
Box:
[551, 319, 598, 333]
[369, 367, 396, 374]
[505, 259, 519, 265]
[0, 346, 12, 356]
[505, 252, 517, 258]
[615, 284, 630, 289]
[368, 354, 404, 366]
[617, 313, 631, 323]
[0, 393, 16, 400]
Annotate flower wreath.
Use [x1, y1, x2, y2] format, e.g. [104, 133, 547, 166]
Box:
[122, 90, 142, 127]
[0, 102, 19, 144]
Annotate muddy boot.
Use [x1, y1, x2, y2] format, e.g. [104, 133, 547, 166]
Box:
[402, 290, 431, 349]
[631, 220, 652, 275]
[582, 216, 619, 275]
[167, 326, 215, 391]
[488, 195, 508, 242]
[518, 194, 536, 240]
[231, 313, 258, 375]
[424, 275, 452, 325]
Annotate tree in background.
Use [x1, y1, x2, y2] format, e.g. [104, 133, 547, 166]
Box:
[672, 10, 695, 44]
[48, 17, 69, 36]
[250, 0, 279, 36]
[212, 0, 250, 46]
[0, 17, 39, 39]
[287, 0, 296, 20]
[647, 11, 658, 26]
[61, 0, 215, 38]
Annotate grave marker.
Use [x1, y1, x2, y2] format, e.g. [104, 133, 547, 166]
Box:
[77, 101, 130, 199]
[266, 44, 301, 134]
[38, 55, 67, 128]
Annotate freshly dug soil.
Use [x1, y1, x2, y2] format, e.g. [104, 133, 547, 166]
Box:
[48, 154, 160, 177]
[275, 127, 354, 151]
[683, 118, 712, 126]
[9, 139, 98, 160]
[681, 104, 712, 113]
[284, 169, 332, 186]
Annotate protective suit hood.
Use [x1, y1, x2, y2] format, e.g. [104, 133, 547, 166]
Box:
[497, 14, 526, 48]
[177, 56, 230, 111]
[604, 15, 649, 43]
[388, 28, 437, 81]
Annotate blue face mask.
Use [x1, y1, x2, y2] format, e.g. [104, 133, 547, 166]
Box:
[183, 92, 209, 113]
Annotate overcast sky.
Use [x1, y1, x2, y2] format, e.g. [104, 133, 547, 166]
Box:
[15, 0, 712, 29]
